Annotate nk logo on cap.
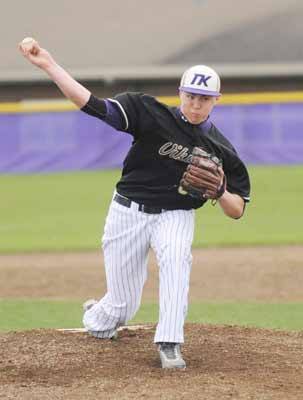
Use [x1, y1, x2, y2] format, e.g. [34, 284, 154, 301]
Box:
[190, 74, 211, 87]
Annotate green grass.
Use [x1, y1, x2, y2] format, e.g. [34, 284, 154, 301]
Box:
[1, 300, 302, 332]
[0, 300, 81, 331]
[0, 165, 302, 252]
[0, 170, 117, 252]
[134, 303, 303, 331]
[196, 165, 303, 247]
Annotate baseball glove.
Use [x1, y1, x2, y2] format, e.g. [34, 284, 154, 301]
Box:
[178, 147, 226, 201]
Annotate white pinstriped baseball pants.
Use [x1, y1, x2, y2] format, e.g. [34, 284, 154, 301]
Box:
[83, 194, 194, 343]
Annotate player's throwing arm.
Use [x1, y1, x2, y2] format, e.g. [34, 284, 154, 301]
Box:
[18, 37, 90, 108]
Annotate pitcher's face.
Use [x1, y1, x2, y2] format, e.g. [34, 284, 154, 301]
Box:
[179, 91, 218, 124]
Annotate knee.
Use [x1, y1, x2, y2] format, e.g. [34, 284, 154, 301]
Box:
[83, 300, 128, 331]
[164, 245, 192, 268]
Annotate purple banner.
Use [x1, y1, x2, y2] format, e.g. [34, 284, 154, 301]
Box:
[212, 103, 303, 165]
[0, 102, 303, 173]
[0, 112, 132, 173]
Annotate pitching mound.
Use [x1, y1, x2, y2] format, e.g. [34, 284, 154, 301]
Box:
[1, 324, 303, 400]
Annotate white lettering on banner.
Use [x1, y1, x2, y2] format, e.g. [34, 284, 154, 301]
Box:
[158, 142, 192, 163]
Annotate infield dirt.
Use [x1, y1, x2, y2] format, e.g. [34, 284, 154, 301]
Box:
[0, 246, 303, 399]
[1, 246, 303, 301]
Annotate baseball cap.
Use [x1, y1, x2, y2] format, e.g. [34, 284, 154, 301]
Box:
[179, 65, 221, 97]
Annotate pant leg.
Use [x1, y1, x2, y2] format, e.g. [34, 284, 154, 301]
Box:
[150, 209, 195, 344]
[83, 199, 151, 336]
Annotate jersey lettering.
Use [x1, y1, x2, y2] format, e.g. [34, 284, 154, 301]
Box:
[158, 142, 192, 163]
[190, 74, 211, 87]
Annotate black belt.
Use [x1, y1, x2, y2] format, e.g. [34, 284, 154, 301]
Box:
[114, 193, 164, 214]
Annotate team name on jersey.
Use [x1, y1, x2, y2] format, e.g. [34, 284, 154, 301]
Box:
[158, 142, 192, 163]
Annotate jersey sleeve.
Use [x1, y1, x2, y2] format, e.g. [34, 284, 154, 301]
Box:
[110, 92, 146, 138]
[81, 92, 151, 137]
[81, 94, 125, 131]
[223, 145, 251, 202]
[206, 125, 251, 202]
[224, 155, 251, 202]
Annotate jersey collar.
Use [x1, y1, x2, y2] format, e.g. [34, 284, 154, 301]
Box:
[177, 108, 211, 131]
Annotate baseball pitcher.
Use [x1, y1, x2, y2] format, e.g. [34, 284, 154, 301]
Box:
[19, 38, 250, 369]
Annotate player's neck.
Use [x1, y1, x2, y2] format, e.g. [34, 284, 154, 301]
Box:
[177, 107, 210, 129]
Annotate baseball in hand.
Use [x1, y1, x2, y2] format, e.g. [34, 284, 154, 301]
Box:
[20, 37, 39, 55]
[21, 37, 35, 47]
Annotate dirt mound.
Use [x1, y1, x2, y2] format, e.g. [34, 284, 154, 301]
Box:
[1, 324, 303, 400]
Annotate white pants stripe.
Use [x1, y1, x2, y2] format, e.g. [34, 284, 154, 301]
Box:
[83, 196, 194, 343]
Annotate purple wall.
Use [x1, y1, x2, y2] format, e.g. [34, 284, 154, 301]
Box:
[212, 103, 303, 165]
[0, 112, 132, 173]
[0, 102, 302, 173]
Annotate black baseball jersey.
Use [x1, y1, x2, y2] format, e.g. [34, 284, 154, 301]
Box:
[82, 92, 250, 210]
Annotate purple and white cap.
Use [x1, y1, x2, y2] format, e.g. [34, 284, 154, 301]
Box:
[179, 65, 221, 97]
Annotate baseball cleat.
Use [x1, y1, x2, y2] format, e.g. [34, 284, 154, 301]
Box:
[157, 342, 186, 369]
[89, 329, 118, 340]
